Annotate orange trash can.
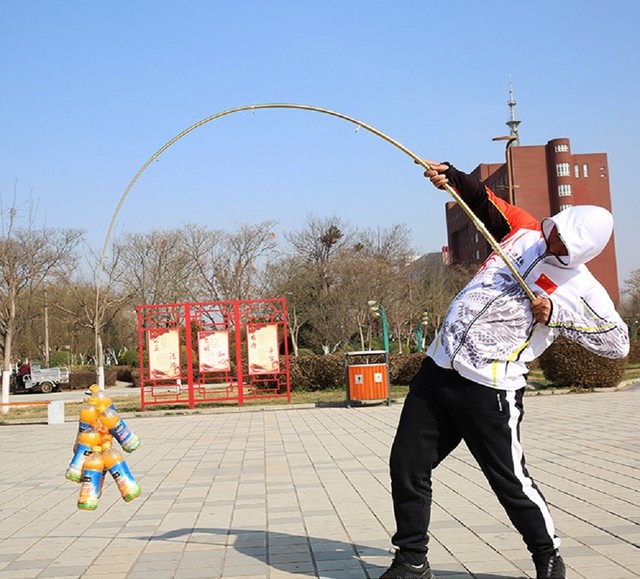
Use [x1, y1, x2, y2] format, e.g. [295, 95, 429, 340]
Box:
[344, 350, 390, 406]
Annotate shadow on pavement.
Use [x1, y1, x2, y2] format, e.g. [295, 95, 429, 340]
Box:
[145, 527, 526, 579]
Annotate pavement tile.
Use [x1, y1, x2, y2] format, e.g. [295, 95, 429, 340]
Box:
[1, 386, 639, 578]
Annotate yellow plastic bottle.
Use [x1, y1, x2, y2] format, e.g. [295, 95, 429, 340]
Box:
[98, 407, 140, 453]
[66, 424, 102, 483]
[77, 401, 99, 437]
[87, 384, 112, 409]
[102, 441, 141, 502]
[77, 446, 104, 511]
[72, 401, 99, 453]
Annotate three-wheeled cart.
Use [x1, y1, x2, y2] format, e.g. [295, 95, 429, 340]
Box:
[16, 365, 70, 393]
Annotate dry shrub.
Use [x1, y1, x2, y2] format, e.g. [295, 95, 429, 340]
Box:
[538, 336, 627, 389]
[64, 366, 133, 390]
[627, 340, 640, 364]
[288, 355, 345, 391]
[389, 353, 424, 384]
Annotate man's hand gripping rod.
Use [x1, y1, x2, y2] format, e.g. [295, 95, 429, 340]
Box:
[418, 161, 536, 301]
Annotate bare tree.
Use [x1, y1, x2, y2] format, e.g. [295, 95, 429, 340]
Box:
[115, 222, 278, 307]
[352, 225, 416, 352]
[622, 268, 640, 340]
[286, 215, 353, 268]
[280, 218, 421, 354]
[0, 192, 82, 407]
[180, 223, 226, 302]
[407, 255, 475, 345]
[113, 228, 197, 306]
[283, 216, 355, 353]
[265, 256, 317, 356]
[191, 221, 278, 301]
[55, 241, 134, 387]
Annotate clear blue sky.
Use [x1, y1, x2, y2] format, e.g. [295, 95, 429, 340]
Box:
[2, 0, 639, 290]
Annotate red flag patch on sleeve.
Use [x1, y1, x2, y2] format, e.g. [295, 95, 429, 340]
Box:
[534, 273, 558, 295]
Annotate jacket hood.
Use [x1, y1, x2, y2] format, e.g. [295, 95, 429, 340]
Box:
[541, 205, 613, 268]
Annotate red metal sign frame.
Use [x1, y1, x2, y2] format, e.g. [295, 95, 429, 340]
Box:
[137, 298, 291, 410]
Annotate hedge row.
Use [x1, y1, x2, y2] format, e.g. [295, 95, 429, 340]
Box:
[62, 339, 636, 392]
[287, 353, 425, 391]
[123, 353, 425, 391]
[65, 366, 134, 390]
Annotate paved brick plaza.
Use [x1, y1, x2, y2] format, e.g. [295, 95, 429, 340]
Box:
[1, 386, 639, 578]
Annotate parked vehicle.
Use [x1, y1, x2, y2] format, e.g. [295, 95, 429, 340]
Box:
[11, 363, 70, 394]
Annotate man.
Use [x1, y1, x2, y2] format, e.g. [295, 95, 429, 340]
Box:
[379, 161, 629, 579]
[15, 359, 31, 391]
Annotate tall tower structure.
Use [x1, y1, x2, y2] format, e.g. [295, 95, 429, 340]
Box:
[506, 78, 521, 144]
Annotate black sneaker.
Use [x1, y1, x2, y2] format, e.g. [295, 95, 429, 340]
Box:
[533, 549, 566, 578]
[379, 551, 435, 579]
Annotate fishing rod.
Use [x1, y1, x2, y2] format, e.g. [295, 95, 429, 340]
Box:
[94, 103, 535, 376]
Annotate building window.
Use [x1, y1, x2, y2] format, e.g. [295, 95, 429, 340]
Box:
[583, 163, 589, 177]
[556, 162, 570, 177]
[475, 250, 480, 260]
[558, 184, 572, 197]
[555, 144, 569, 152]
[474, 233, 479, 243]
[574, 163, 580, 178]
[559, 203, 573, 211]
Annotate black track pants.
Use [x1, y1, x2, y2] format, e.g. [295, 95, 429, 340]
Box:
[389, 357, 559, 563]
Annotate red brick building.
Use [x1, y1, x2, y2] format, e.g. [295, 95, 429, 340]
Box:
[445, 137, 620, 302]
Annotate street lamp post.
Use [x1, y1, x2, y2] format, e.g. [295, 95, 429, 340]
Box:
[44, 288, 50, 368]
[368, 300, 389, 354]
[415, 311, 429, 353]
[492, 135, 518, 205]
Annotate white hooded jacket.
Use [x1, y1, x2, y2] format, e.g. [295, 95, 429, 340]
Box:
[427, 166, 629, 391]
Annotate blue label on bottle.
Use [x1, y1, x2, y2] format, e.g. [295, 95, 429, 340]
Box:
[110, 461, 141, 501]
[78, 468, 103, 510]
[69, 443, 92, 470]
[110, 418, 140, 452]
[66, 443, 92, 482]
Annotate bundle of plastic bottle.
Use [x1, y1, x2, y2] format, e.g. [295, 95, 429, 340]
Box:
[66, 384, 142, 509]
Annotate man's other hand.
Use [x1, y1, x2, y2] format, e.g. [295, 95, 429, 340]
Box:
[531, 295, 552, 325]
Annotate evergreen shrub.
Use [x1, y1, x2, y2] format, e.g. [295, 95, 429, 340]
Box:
[118, 350, 139, 367]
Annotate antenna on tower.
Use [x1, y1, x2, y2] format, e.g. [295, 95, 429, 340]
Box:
[506, 77, 521, 144]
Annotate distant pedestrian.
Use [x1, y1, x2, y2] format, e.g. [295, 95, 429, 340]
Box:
[16, 359, 31, 390]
